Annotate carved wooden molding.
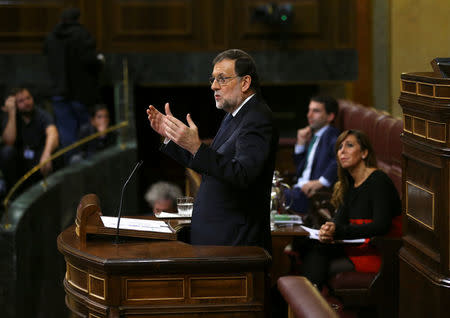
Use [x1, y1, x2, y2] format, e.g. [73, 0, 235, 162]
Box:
[67, 262, 89, 293]
[189, 276, 248, 299]
[401, 79, 450, 99]
[125, 277, 185, 301]
[405, 181, 435, 230]
[403, 114, 447, 144]
[89, 274, 106, 300]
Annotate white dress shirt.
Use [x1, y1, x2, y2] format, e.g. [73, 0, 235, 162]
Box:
[294, 125, 332, 189]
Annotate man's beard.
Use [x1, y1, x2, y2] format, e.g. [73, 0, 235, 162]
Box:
[217, 99, 236, 113]
[217, 99, 230, 111]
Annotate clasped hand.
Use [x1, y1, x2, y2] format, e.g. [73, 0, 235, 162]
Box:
[297, 126, 312, 146]
[318, 221, 335, 243]
[147, 103, 201, 155]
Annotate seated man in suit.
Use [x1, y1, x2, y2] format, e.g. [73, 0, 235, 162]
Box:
[284, 96, 339, 214]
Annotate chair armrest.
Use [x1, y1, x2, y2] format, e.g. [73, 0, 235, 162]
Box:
[278, 276, 339, 318]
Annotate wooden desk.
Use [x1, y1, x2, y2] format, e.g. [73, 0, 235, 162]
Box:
[162, 218, 308, 288]
[58, 225, 271, 318]
[270, 225, 308, 286]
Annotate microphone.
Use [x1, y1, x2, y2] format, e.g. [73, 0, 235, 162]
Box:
[114, 160, 144, 244]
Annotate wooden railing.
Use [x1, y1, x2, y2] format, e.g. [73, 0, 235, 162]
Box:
[1, 121, 129, 228]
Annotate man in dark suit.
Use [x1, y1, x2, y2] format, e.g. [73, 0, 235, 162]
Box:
[147, 49, 278, 251]
[284, 96, 339, 214]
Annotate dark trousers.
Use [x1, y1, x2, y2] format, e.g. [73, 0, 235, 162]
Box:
[52, 96, 90, 162]
[293, 238, 354, 289]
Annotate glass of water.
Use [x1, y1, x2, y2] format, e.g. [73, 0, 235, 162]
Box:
[177, 196, 194, 217]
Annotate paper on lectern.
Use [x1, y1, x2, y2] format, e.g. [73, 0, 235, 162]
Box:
[100, 216, 173, 233]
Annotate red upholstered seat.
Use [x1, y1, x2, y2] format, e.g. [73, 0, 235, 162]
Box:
[361, 110, 385, 146]
[328, 236, 402, 318]
[329, 271, 377, 289]
[373, 116, 396, 173]
[335, 102, 358, 131]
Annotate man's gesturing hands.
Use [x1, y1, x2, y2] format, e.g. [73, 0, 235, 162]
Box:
[147, 103, 201, 155]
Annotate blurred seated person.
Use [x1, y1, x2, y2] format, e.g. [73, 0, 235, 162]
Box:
[70, 104, 116, 163]
[0, 88, 59, 187]
[296, 130, 401, 290]
[283, 96, 339, 214]
[144, 181, 183, 215]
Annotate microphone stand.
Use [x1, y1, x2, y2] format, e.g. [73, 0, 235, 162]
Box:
[114, 160, 143, 244]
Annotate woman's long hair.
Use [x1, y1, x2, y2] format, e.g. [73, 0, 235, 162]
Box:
[331, 130, 378, 209]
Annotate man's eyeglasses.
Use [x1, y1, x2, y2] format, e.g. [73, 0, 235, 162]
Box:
[209, 75, 239, 85]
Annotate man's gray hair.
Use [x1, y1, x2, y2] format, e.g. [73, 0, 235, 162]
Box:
[145, 181, 183, 206]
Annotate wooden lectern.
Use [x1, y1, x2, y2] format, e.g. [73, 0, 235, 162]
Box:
[58, 195, 271, 317]
[75, 194, 177, 248]
[399, 69, 450, 317]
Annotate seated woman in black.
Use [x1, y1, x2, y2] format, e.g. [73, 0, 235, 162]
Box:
[300, 129, 401, 289]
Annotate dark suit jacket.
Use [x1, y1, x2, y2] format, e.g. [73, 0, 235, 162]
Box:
[162, 95, 278, 251]
[294, 126, 339, 185]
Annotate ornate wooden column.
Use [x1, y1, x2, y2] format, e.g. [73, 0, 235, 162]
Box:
[399, 72, 450, 317]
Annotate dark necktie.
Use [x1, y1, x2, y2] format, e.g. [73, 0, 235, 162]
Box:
[215, 114, 233, 142]
[306, 134, 318, 161]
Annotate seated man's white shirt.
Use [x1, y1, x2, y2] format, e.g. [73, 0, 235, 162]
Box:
[294, 125, 331, 189]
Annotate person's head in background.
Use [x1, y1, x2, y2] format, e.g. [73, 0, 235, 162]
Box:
[90, 104, 110, 133]
[13, 87, 35, 116]
[145, 181, 183, 214]
[307, 95, 339, 132]
[60, 7, 80, 25]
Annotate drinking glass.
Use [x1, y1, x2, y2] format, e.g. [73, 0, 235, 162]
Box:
[177, 196, 194, 217]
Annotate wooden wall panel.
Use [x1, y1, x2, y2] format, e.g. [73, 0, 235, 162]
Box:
[0, 0, 81, 52]
[100, 0, 210, 52]
[228, 0, 356, 50]
[0, 0, 357, 52]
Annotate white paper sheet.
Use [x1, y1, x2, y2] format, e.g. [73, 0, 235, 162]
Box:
[300, 225, 366, 243]
[100, 216, 173, 233]
[155, 212, 190, 218]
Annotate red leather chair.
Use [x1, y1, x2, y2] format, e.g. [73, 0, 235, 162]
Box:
[372, 116, 397, 173]
[328, 236, 402, 318]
